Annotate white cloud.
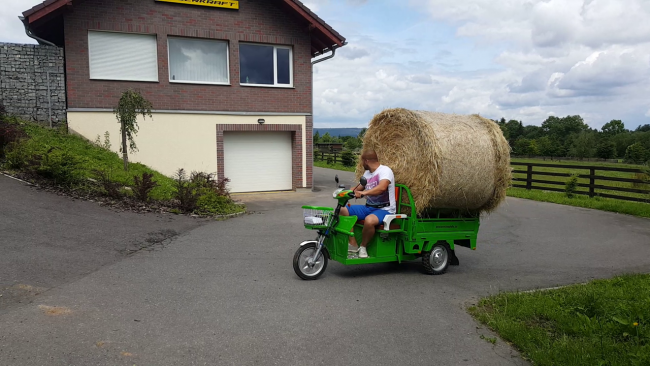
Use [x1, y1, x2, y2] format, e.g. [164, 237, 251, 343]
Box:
[309, 0, 650, 128]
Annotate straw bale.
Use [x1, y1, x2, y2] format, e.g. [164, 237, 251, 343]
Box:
[355, 108, 511, 215]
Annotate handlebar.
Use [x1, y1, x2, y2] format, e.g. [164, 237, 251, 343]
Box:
[347, 191, 355, 198]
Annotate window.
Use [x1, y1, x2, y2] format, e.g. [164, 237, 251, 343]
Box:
[168, 37, 229, 85]
[239, 44, 293, 87]
[88, 31, 158, 82]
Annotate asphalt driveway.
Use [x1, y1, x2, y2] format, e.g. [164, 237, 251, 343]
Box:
[1, 168, 649, 365]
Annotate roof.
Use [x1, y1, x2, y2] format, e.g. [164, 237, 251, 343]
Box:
[21, 0, 345, 56]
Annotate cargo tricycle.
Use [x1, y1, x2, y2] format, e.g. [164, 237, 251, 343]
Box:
[292, 175, 481, 280]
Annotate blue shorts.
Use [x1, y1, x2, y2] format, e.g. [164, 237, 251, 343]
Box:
[347, 205, 389, 223]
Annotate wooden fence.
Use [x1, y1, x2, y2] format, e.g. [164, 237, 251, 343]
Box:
[315, 151, 343, 164]
[511, 162, 650, 203]
[315, 153, 650, 203]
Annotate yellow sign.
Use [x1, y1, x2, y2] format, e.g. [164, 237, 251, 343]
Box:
[156, 0, 239, 10]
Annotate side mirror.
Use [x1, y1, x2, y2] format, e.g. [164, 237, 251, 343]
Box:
[335, 175, 339, 184]
[360, 177, 367, 186]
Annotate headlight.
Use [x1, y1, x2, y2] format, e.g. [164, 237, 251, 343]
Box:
[333, 188, 343, 198]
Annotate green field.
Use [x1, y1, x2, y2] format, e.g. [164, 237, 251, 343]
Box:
[511, 158, 649, 202]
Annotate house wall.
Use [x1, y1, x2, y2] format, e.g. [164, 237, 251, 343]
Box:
[0, 43, 66, 123]
[63, 0, 313, 114]
[67, 111, 307, 185]
[62, 0, 314, 188]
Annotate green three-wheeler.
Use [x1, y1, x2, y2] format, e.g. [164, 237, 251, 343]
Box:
[293, 175, 481, 280]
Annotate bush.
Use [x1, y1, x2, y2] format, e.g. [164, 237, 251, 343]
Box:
[195, 191, 242, 216]
[173, 169, 200, 212]
[326, 155, 334, 165]
[565, 173, 579, 198]
[133, 172, 159, 202]
[624, 143, 648, 165]
[0, 118, 26, 158]
[36, 147, 84, 185]
[93, 168, 123, 199]
[341, 150, 355, 167]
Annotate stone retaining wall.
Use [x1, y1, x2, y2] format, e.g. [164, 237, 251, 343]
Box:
[0, 43, 66, 124]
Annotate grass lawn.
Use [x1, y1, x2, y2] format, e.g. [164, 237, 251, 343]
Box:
[508, 188, 650, 218]
[6, 122, 177, 200]
[314, 160, 355, 172]
[469, 274, 650, 366]
[2, 121, 244, 215]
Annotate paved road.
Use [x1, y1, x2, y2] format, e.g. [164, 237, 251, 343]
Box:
[1, 168, 649, 365]
[0, 174, 207, 312]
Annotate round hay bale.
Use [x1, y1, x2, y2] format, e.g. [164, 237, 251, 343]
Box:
[355, 108, 511, 215]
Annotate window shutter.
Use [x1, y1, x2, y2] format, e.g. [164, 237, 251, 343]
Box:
[88, 31, 158, 82]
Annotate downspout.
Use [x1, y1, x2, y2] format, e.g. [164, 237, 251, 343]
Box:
[19, 16, 57, 47]
[309, 42, 345, 190]
[311, 42, 346, 65]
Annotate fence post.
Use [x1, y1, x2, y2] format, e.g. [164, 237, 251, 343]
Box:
[333, 152, 338, 163]
[589, 168, 595, 198]
[526, 164, 533, 190]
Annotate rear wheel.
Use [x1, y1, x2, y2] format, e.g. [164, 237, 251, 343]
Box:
[293, 243, 328, 280]
[422, 242, 450, 275]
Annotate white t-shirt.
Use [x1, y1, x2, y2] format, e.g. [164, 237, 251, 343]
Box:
[363, 165, 396, 214]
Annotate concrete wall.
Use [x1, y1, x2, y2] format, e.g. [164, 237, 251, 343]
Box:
[0, 43, 66, 123]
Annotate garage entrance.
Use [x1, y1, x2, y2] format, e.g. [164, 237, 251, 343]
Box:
[223, 131, 293, 193]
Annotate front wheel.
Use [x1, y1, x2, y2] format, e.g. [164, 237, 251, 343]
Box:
[293, 243, 328, 280]
[422, 242, 450, 275]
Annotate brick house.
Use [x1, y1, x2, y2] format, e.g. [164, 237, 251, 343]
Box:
[20, 0, 345, 192]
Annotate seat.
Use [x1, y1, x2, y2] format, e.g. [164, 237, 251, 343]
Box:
[356, 219, 401, 231]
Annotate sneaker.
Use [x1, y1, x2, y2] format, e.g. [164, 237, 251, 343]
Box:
[348, 244, 360, 253]
[359, 246, 368, 258]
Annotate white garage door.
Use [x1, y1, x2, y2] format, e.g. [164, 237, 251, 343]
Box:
[223, 131, 293, 193]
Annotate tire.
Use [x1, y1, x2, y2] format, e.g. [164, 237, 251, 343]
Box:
[422, 242, 450, 275]
[293, 243, 328, 280]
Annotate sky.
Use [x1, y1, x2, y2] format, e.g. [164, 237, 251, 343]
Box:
[3, 0, 650, 130]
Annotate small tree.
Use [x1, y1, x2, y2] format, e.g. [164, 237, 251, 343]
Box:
[596, 140, 617, 159]
[113, 89, 153, 171]
[624, 143, 648, 165]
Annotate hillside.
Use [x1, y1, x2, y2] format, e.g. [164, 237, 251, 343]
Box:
[313, 128, 364, 138]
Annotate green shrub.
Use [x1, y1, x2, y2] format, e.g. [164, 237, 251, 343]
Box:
[565, 173, 579, 198]
[133, 172, 159, 202]
[195, 191, 243, 216]
[624, 143, 648, 165]
[341, 150, 355, 167]
[37, 147, 84, 185]
[173, 169, 232, 213]
[93, 168, 123, 199]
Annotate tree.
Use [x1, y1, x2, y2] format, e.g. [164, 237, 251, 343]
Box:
[536, 136, 557, 156]
[358, 128, 367, 140]
[313, 131, 320, 144]
[601, 120, 625, 135]
[635, 124, 650, 133]
[522, 125, 543, 140]
[569, 131, 597, 160]
[113, 89, 153, 171]
[505, 120, 524, 145]
[513, 137, 532, 156]
[624, 143, 648, 165]
[344, 138, 360, 151]
[596, 140, 617, 159]
[541, 115, 589, 145]
[320, 132, 332, 143]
